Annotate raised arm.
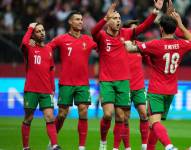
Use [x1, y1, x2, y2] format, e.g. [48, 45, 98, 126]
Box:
[166, 0, 175, 16]
[21, 23, 37, 46]
[135, 0, 164, 35]
[91, 2, 117, 40]
[171, 12, 191, 40]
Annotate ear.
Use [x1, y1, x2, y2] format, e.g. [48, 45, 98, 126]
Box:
[159, 26, 163, 33]
[68, 19, 72, 25]
[31, 32, 35, 39]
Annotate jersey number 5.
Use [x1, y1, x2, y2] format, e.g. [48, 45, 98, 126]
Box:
[106, 43, 111, 52]
[163, 52, 180, 74]
[34, 55, 41, 64]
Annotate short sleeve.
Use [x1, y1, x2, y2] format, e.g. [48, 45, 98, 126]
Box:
[48, 35, 62, 50]
[180, 39, 191, 54]
[137, 40, 158, 55]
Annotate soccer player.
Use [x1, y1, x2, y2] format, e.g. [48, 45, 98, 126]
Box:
[20, 23, 61, 150]
[124, 13, 191, 150]
[48, 11, 97, 150]
[122, 20, 151, 150]
[91, 0, 163, 150]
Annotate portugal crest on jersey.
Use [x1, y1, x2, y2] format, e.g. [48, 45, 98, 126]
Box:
[82, 42, 87, 50]
[120, 37, 125, 43]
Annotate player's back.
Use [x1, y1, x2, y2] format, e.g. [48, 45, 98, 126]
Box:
[139, 39, 191, 94]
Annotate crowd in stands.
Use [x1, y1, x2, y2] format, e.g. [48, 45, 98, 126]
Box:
[0, 0, 191, 64]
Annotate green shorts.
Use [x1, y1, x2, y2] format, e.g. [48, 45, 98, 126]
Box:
[131, 88, 146, 107]
[100, 80, 131, 107]
[24, 92, 54, 110]
[58, 85, 91, 106]
[147, 93, 174, 120]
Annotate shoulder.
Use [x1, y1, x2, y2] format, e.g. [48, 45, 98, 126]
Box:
[178, 39, 191, 44]
[53, 34, 67, 41]
[45, 43, 52, 50]
[121, 28, 132, 33]
[82, 34, 94, 41]
[138, 39, 159, 49]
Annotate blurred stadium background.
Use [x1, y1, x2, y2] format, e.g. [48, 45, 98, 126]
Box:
[0, 0, 191, 149]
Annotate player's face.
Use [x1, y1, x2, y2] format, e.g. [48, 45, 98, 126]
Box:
[33, 24, 45, 42]
[108, 12, 121, 31]
[69, 14, 83, 31]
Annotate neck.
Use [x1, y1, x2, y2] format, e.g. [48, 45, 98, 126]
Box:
[36, 41, 44, 47]
[69, 29, 81, 38]
[162, 33, 174, 39]
[107, 27, 119, 37]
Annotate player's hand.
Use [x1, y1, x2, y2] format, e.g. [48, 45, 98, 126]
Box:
[29, 23, 37, 28]
[171, 12, 183, 28]
[104, 1, 118, 21]
[166, 0, 175, 16]
[29, 39, 36, 47]
[124, 40, 133, 50]
[154, 0, 164, 10]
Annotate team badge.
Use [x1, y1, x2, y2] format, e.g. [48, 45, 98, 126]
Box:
[82, 42, 87, 50]
[25, 101, 29, 107]
[120, 37, 125, 43]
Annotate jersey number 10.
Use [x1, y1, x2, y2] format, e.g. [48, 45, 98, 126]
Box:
[163, 52, 180, 74]
[34, 55, 41, 64]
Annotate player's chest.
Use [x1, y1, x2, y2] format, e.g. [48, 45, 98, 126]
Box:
[101, 36, 126, 52]
[61, 40, 90, 56]
[28, 47, 52, 64]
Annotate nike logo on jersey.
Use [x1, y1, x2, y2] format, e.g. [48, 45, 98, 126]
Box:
[82, 42, 87, 49]
[34, 51, 40, 53]
[66, 43, 72, 46]
[106, 39, 110, 42]
[120, 37, 125, 42]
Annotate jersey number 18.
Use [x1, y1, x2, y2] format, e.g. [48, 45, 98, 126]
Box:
[163, 52, 180, 74]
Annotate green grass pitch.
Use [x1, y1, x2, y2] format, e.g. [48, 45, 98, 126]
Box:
[0, 117, 190, 150]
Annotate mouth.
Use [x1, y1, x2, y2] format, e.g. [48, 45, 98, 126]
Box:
[41, 35, 45, 39]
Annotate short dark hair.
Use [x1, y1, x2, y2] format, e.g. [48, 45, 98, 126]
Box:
[67, 10, 82, 21]
[123, 20, 139, 28]
[64, 11, 82, 31]
[159, 15, 177, 34]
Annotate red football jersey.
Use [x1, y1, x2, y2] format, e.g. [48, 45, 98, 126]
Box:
[125, 13, 157, 90]
[21, 27, 54, 94]
[92, 19, 134, 81]
[91, 13, 156, 82]
[128, 53, 145, 90]
[48, 33, 97, 85]
[137, 39, 191, 94]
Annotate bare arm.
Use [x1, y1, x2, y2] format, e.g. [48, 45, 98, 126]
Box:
[91, 2, 117, 39]
[166, 0, 175, 16]
[135, 0, 164, 35]
[171, 12, 191, 40]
